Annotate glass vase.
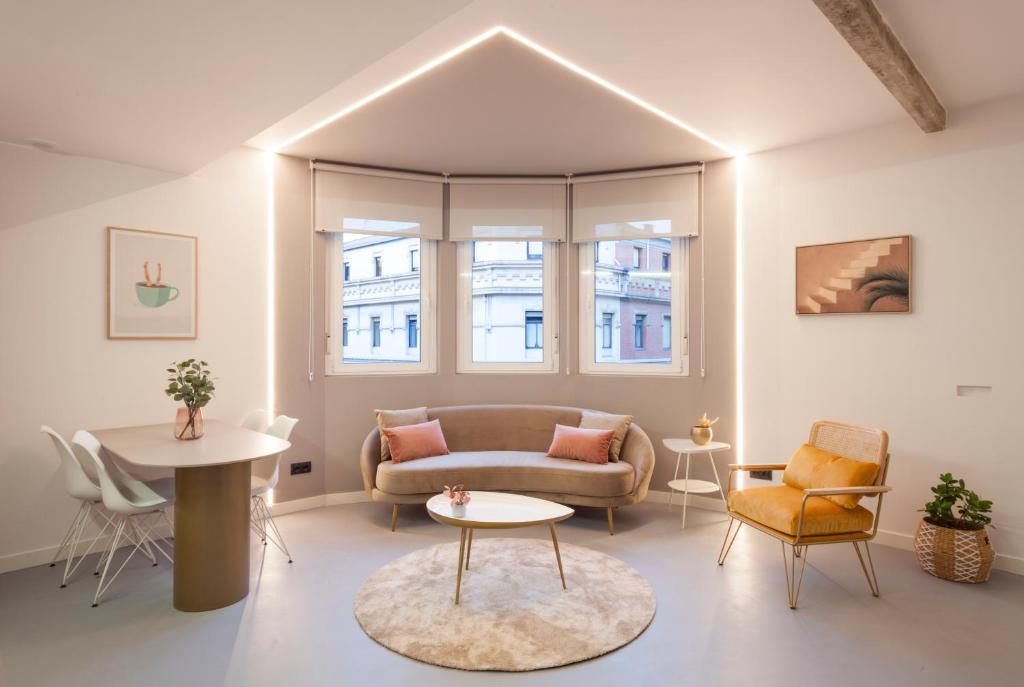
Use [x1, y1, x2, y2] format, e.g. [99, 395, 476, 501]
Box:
[174, 407, 205, 440]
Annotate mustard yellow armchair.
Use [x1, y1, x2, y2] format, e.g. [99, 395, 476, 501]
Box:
[717, 421, 891, 609]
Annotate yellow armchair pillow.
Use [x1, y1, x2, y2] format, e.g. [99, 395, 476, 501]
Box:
[782, 444, 879, 509]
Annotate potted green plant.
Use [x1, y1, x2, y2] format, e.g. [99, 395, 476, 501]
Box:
[165, 359, 215, 440]
[912, 473, 994, 583]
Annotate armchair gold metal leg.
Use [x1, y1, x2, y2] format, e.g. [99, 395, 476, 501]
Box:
[454, 527, 467, 605]
[853, 541, 880, 597]
[549, 523, 567, 590]
[606, 507, 615, 536]
[717, 518, 742, 566]
[465, 529, 473, 571]
[390, 504, 399, 532]
[782, 542, 809, 609]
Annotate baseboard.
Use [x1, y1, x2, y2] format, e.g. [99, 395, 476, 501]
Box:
[874, 528, 1024, 576]
[268, 494, 326, 516]
[0, 523, 174, 576]
[325, 491, 371, 506]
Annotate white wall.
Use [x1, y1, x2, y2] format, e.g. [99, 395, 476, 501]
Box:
[741, 94, 1024, 570]
[0, 147, 271, 570]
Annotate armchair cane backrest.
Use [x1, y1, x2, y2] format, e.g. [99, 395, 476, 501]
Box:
[808, 421, 890, 495]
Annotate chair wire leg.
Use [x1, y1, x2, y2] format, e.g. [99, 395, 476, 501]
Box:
[717, 518, 742, 566]
[781, 543, 809, 609]
[50, 502, 87, 568]
[259, 498, 292, 563]
[93, 518, 126, 607]
[853, 541, 880, 597]
[135, 513, 174, 564]
[129, 519, 157, 565]
[59, 504, 90, 587]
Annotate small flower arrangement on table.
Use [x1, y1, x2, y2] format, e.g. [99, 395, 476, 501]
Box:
[443, 484, 471, 515]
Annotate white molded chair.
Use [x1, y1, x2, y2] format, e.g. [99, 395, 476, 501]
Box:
[240, 408, 268, 432]
[250, 415, 298, 563]
[72, 431, 175, 607]
[41, 426, 114, 587]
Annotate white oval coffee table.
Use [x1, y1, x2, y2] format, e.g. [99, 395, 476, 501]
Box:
[426, 491, 574, 605]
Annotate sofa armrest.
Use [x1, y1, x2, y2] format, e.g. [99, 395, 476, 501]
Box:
[619, 424, 656, 502]
[360, 428, 383, 498]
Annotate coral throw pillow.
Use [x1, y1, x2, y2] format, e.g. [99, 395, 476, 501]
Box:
[381, 419, 450, 463]
[547, 424, 615, 464]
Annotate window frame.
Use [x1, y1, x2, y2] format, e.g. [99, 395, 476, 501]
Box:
[456, 241, 560, 374]
[327, 235, 437, 376]
[633, 313, 646, 350]
[578, 238, 689, 376]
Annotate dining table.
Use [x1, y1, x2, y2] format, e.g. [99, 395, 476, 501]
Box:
[90, 419, 291, 612]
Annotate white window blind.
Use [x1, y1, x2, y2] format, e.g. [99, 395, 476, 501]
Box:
[571, 168, 700, 242]
[449, 179, 567, 242]
[313, 165, 444, 239]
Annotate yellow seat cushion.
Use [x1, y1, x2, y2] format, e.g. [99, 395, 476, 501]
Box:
[782, 444, 879, 509]
[728, 486, 874, 536]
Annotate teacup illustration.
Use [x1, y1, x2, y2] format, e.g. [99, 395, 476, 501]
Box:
[134, 260, 179, 308]
[135, 282, 179, 308]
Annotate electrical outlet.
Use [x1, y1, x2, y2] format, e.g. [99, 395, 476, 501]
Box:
[749, 469, 773, 481]
[290, 461, 312, 476]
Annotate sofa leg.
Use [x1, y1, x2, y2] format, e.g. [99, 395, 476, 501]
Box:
[391, 504, 399, 532]
[607, 507, 615, 536]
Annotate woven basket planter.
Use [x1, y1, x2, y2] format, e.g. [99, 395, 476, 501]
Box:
[912, 518, 994, 583]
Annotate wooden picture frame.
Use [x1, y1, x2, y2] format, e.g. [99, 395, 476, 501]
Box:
[108, 226, 198, 339]
[795, 235, 911, 315]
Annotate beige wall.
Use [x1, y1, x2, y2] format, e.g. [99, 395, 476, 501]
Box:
[741, 94, 1024, 567]
[0, 147, 272, 568]
[273, 158, 737, 502]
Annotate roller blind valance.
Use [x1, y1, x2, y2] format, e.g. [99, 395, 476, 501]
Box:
[449, 180, 567, 242]
[313, 167, 444, 239]
[571, 169, 700, 242]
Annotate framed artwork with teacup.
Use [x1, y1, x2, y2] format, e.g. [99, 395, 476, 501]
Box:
[108, 227, 197, 339]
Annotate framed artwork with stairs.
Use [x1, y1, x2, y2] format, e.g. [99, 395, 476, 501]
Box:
[796, 235, 911, 315]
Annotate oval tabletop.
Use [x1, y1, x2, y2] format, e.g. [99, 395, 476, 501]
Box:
[426, 491, 574, 529]
[90, 420, 290, 468]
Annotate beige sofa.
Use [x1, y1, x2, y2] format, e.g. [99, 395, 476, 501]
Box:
[360, 404, 656, 534]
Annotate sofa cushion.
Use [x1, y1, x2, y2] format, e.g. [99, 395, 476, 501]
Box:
[547, 424, 614, 464]
[578, 411, 634, 462]
[376, 450, 634, 498]
[728, 485, 874, 536]
[375, 407, 428, 462]
[382, 419, 449, 463]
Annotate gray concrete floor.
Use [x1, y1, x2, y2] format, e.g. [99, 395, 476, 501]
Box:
[1, 501, 1022, 687]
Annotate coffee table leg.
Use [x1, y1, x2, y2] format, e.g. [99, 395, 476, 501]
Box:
[465, 529, 473, 570]
[455, 527, 467, 605]
[549, 523, 567, 590]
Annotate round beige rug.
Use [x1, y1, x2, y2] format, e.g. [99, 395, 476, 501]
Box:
[353, 537, 656, 671]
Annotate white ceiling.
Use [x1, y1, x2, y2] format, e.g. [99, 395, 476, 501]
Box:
[279, 32, 727, 174]
[0, 0, 472, 173]
[3, 0, 1024, 175]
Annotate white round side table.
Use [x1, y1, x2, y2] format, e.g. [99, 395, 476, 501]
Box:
[663, 438, 731, 528]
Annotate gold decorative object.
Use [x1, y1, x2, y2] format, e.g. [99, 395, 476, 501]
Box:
[691, 412, 718, 446]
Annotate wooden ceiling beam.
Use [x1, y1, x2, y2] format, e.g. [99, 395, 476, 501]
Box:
[813, 0, 946, 132]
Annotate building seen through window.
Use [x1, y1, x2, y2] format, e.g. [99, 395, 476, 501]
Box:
[594, 238, 673, 364]
[341, 234, 422, 364]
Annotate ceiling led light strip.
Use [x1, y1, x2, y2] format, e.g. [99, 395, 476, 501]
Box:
[273, 26, 738, 157]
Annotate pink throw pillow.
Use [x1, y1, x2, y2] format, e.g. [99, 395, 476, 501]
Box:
[381, 419, 450, 463]
[547, 424, 615, 464]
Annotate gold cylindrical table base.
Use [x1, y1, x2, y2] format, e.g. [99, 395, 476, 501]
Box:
[173, 462, 251, 612]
